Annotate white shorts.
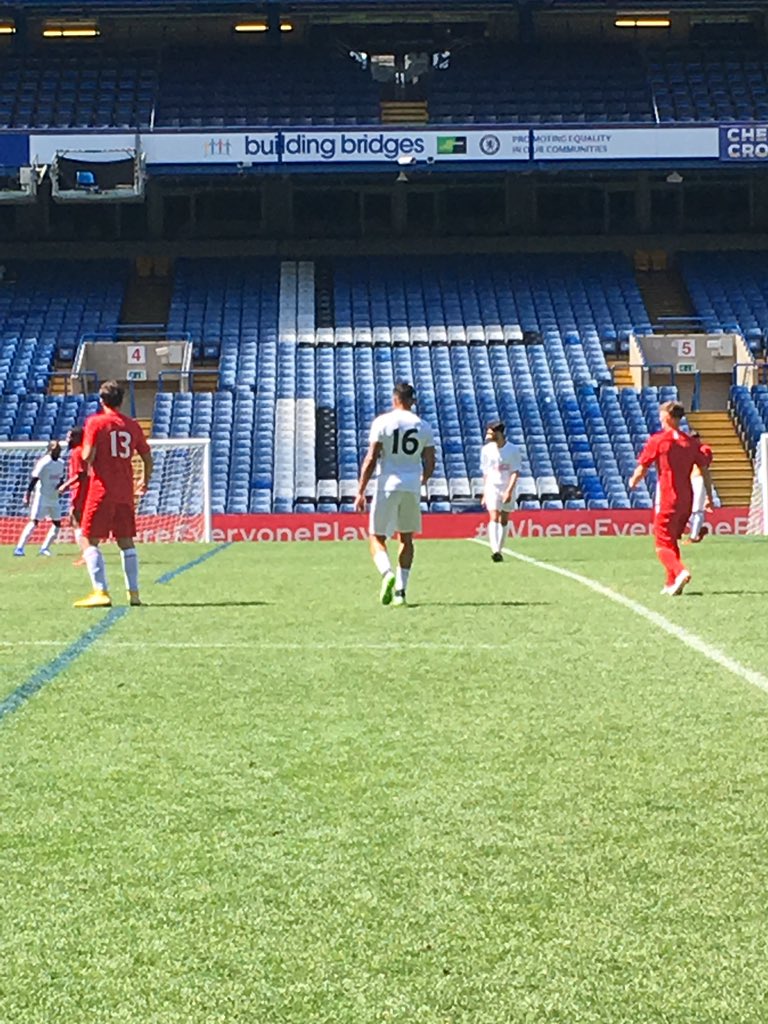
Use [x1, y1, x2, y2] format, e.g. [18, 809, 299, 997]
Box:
[691, 475, 706, 513]
[30, 495, 61, 521]
[484, 486, 514, 513]
[370, 489, 422, 538]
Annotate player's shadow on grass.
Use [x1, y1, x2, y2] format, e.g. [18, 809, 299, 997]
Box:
[686, 590, 768, 597]
[422, 600, 551, 608]
[149, 600, 271, 608]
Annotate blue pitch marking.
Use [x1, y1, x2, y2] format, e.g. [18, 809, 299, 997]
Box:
[0, 607, 128, 726]
[154, 542, 232, 585]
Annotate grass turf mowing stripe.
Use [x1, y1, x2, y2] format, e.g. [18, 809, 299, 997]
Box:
[154, 542, 231, 585]
[0, 639, 524, 651]
[0, 607, 127, 726]
[475, 539, 768, 696]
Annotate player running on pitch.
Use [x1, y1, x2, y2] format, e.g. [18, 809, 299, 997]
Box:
[481, 420, 522, 562]
[355, 381, 435, 606]
[58, 425, 89, 565]
[14, 440, 65, 557]
[687, 431, 714, 543]
[74, 380, 153, 609]
[629, 400, 713, 596]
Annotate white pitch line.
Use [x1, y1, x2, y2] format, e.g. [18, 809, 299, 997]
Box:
[0, 639, 518, 653]
[470, 538, 768, 696]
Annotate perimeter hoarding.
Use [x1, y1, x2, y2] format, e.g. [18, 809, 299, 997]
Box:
[206, 509, 750, 544]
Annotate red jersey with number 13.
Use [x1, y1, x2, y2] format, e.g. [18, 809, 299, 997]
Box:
[83, 408, 150, 505]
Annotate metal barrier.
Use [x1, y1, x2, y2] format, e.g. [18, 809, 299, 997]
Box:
[39, 369, 99, 396]
[732, 362, 765, 387]
[157, 368, 218, 393]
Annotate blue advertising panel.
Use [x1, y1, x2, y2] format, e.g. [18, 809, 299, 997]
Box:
[0, 134, 30, 167]
[720, 125, 768, 161]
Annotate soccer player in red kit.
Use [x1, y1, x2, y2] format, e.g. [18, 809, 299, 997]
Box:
[629, 400, 714, 596]
[58, 425, 89, 565]
[74, 380, 153, 609]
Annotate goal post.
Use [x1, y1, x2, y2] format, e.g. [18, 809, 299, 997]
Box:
[747, 432, 768, 536]
[0, 437, 211, 545]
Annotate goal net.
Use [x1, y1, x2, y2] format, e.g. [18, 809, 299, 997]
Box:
[0, 438, 211, 546]
[747, 432, 768, 535]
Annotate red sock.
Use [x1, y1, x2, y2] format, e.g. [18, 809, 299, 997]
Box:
[657, 543, 683, 584]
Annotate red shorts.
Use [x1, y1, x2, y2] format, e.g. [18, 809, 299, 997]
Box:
[654, 505, 692, 547]
[81, 496, 136, 540]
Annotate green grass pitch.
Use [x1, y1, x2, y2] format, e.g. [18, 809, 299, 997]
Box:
[2, 536, 768, 1024]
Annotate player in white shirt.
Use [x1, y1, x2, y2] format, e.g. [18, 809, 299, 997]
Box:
[355, 382, 436, 605]
[14, 440, 65, 557]
[481, 420, 522, 562]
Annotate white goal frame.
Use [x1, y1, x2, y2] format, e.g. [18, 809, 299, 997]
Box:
[748, 432, 768, 536]
[0, 437, 212, 543]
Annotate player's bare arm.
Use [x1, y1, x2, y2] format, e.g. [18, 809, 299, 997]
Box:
[502, 470, 519, 505]
[628, 464, 648, 489]
[58, 470, 83, 494]
[23, 475, 38, 506]
[421, 445, 436, 486]
[355, 441, 382, 512]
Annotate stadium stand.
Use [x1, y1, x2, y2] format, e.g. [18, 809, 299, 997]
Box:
[428, 45, 654, 124]
[648, 48, 768, 124]
[154, 50, 380, 128]
[0, 52, 156, 129]
[0, 261, 127, 390]
[153, 253, 658, 514]
[680, 252, 768, 353]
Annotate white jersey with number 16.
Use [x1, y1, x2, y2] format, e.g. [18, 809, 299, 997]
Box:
[369, 409, 434, 493]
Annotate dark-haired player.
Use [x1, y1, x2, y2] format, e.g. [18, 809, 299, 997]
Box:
[481, 420, 521, 562]
[75, 380, 153, 609]
[58, 425, 89, 565]
[629, 400, 713, 596]
[14, 440, 65, 557]
[356, 382, 435, 606]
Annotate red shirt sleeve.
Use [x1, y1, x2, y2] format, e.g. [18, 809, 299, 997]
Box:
[638, 434, 659, 468]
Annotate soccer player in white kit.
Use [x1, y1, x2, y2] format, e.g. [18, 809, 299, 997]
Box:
[481, 420, 522, 562]
[687, 431, 713, 543]
[14, 440, 65, 557]
[355, 382, 436, 605]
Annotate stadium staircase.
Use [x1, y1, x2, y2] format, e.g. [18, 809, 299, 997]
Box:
[686, 411, 753, 506]
[120, 256, 174, 329]
[608, 362, 635, 389]
[381, 100, 428, 124]
[634, 256, 696, 324]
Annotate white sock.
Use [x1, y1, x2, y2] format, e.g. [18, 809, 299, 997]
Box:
[84, 545, 108, 592]
[489, 521, 501, 552]
[689, 511, 703, 540]
[17, 521, 36, 550]
[374, 549, 392, 577]
[500, 522, 509, 548]
[40, 525, 59, 552]
[74, 527, 83, 544]
[395, 567, 410, 593]
[121, 548, 139, 592]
